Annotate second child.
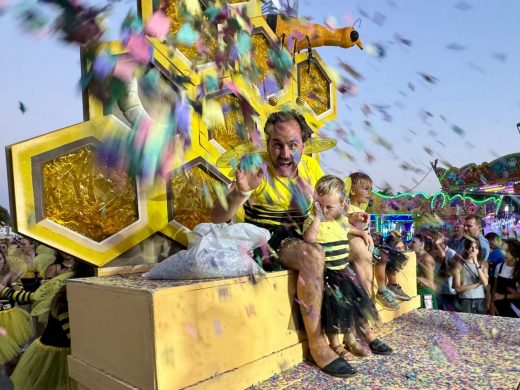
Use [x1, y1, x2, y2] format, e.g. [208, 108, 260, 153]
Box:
[304, 175, 393, 366]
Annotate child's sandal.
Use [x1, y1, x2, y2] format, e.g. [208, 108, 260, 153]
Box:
[368, 338, 393, 355]
[330, 344, 352, 361]
[344, 339, 372, 357]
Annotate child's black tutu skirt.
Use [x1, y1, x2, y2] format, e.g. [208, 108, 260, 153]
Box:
[321, 264, 380, 335]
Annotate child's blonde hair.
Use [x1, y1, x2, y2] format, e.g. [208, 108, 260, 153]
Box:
[349, 172, 373, 187]
[315, 175, 348, 200]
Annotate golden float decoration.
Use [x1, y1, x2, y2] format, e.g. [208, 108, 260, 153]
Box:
[6, 0, 361, 267]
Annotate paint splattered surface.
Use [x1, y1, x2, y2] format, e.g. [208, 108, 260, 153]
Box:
[252, 310, 520, 389]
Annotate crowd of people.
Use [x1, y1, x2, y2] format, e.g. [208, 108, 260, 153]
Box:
[211, 110, 520, 378]
[0, 235, 93, 389]
[394, 215, 520, 318]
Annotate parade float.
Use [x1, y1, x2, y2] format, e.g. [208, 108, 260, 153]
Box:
[7, 1, 421, 389]
[432, 155, 520, 237]
[368, 190, 504, 240]
[363, 154, 519, 241]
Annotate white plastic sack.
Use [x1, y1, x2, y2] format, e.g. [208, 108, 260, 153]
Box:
[143, 223, 269, 280]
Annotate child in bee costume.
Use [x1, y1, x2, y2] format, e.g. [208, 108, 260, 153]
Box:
[11, 287, 76, 390]
[0, 254, 35, 366]
[304, 176, 393, 361]
[10, 261, 93, 390]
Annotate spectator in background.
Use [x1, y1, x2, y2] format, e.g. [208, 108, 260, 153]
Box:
[501, 225, 509, 239]
[464, 215, 490, 261]
[410, 234, 437, 309]
[429, 231, 459, 311]
[490, 239, 520, 317]
[453, 237, 488, 314]
[447, 222, 465, 256]
[44, 251, 76, 279]
[484, 233, 505, 279]
[384, 232, 411, 301]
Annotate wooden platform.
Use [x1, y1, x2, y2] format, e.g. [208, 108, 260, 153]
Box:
[252, 310, 520, 389]
[67, 253, 419, 390]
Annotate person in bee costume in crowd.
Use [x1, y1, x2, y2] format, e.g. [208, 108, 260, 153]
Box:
[7, 260, 94, 389]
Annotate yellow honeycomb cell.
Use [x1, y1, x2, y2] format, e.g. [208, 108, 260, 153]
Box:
[297, 59, 331, 117]
[161, 0, 217, 65]
[167, 157, 230, 230]
[42, 146, 138, 242]
[207, 92, 254, 150]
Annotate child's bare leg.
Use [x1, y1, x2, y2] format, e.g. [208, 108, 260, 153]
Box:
[387, 269, 397, 285]
[327, 333, 350, 361]
[327, 333, 341, 347]
[349, 237, 374, 293]
[374, 262, 387, 292]
[343, 328, 371, 357]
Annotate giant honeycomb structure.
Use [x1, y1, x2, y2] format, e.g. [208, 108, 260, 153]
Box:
[7, 0, 359, 267]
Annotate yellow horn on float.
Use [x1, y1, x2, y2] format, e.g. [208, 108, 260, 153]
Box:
[270, 16, 363, 52]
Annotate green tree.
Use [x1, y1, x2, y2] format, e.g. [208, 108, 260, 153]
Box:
[0, 205, 10, 225]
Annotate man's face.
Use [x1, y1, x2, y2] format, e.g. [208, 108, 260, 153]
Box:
[267, 119, 304, 178]
[464, 218, 481, 238]
[453, 224, 464, 236]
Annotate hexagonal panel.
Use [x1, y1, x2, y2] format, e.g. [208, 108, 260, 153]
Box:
[161, 0, 217, 65]
[207, 92, 254, 150]
[7, 115, 167, 267]
[38, 144, 138, 242]
[297, 58, 331, 117]
[167, 157, 230, 230]
[251, 29, 283, 97]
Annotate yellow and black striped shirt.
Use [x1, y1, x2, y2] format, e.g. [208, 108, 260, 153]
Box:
[1, 287, 34, 305]
[303, 215, 351, 271]
[244, 155, 323, 230]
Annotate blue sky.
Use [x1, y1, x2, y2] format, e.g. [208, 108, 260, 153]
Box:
[1, 0, 519, 210]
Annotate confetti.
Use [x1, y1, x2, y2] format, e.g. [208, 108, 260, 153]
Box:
[176, 23, 199, 46]
[144, 10, 170, 40]
[446, 43, 466, 51]
[18, 101, 27, 113]
[394, 33, 412, 46]
[454, 1, 473, 11]
[337, 58, 364, 81]
[451, 124, 466, 137]
[418, 72, 439, 84]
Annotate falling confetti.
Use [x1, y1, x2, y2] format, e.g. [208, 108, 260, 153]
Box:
[371, 11, 386, 26]
[491, 52, 507, 62]
[418, 72, 439, 84]
[18, 101, 27, 113]
[394, 33, 412, 46]
[446, 43, 466, 51]
[337, 59, 364, 81]
[451, 124, 466, 137]
[454, 1, 473, 11]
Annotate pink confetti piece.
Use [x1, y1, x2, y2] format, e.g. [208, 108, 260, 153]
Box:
[184, 323, 199, 338]
[213, 319, 223, 336]
[218, 286, 231, 300]
[245, 304, 256, 317]
[113, 55, 137, 82]
[145, 10, 170, 40]
[126, 33, 152, 65]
